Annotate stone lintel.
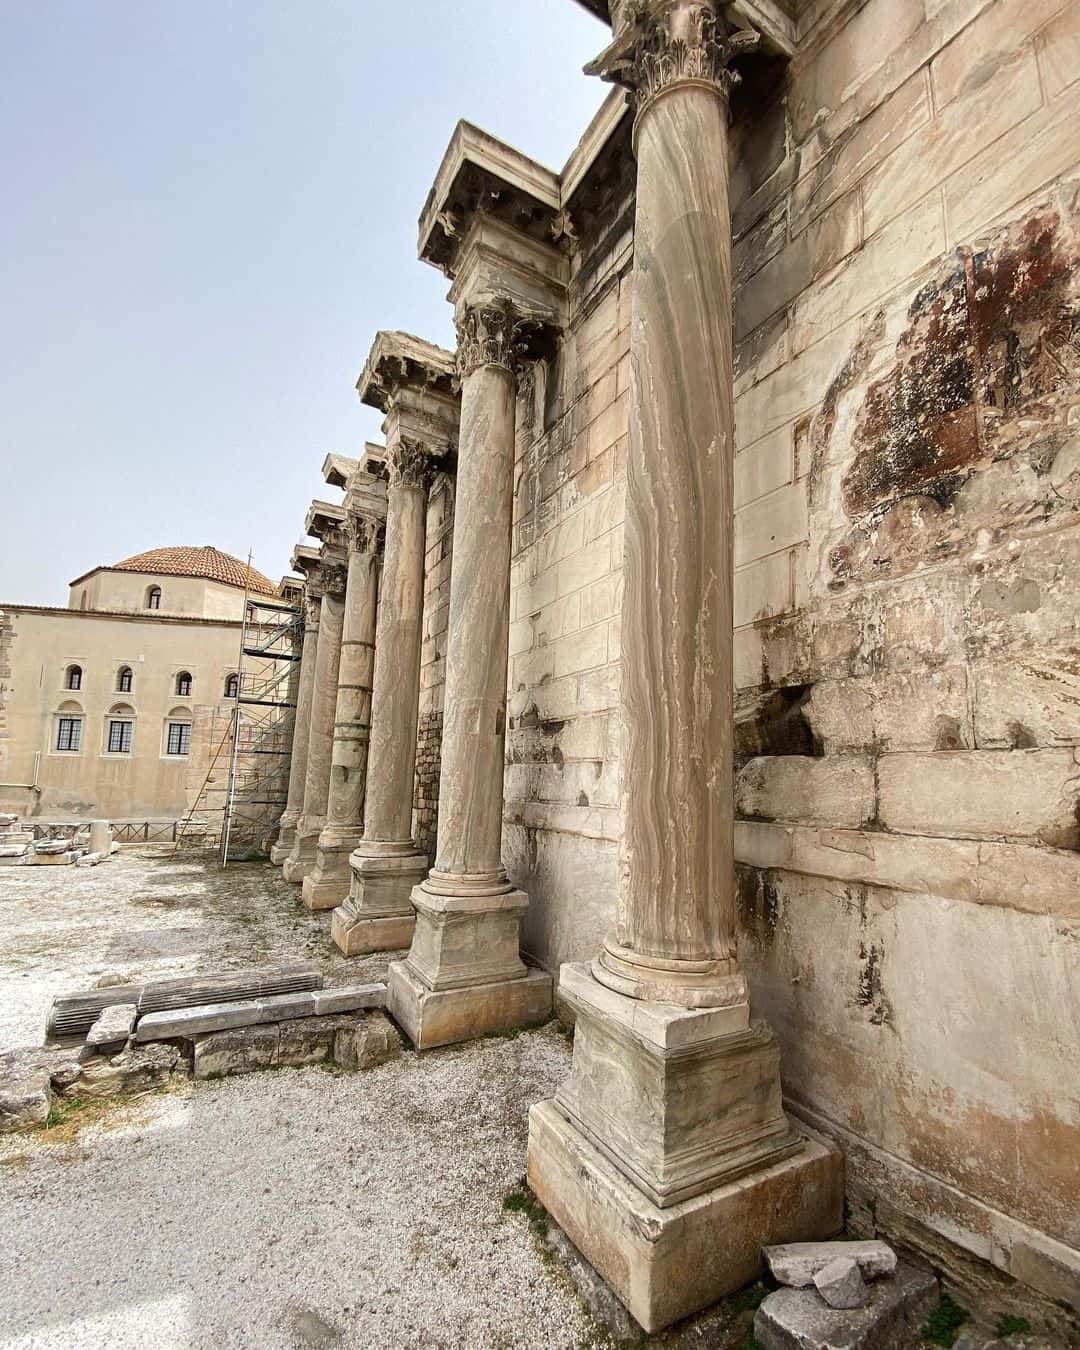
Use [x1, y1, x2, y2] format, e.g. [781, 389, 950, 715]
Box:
[321, 451, 359, 490]
[290, 543, 322, 579]
[419, 119, 562, 279]
[356, 329, 457, 413]
[344, 472, 388, 528]
[304, 499, 347, 543]
[447, 214, 569, 331]
[559, 962, 749, 1054]
[383, 387, 460, 465]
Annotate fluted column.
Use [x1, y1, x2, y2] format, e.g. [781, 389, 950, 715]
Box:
[332, 442, 435, 949]
[269, 595, 319, 864]
[282, 561, 347, 883]
[303, 507, 384, 911]
[386, 303, 552, 1047]
[527, 5, 840, 1332]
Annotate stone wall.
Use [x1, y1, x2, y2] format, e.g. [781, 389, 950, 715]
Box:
[502, 0, 1080, 1311]
[728, 0, 1080, 1310]
[413, 473, 456, 860]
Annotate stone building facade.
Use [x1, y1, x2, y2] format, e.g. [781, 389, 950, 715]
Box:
[272, 0, 1080, 1329]
[0, 546, 274, 820]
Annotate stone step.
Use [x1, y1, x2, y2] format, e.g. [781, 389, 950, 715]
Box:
[46, 962, 325, 1042]
[133, 984, 387, 1041]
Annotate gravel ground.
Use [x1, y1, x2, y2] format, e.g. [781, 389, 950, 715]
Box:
[0, 846, 390, 1048]
[0, 1026, 595, 1349]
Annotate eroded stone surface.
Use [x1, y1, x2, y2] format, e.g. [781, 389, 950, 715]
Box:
[754, 1262, 937, 1350]
[814, 1255, 869, 1309]
[765, 1240, 898, 1288]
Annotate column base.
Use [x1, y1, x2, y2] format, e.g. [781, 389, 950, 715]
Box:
[347, 844, 430, 917]
[281, 821, 322, 885]
[269, 820, 297, 865]
[301, 835, 362, 912]
[332, 909, 416, 956]
[527, 1099, 843, 1334]
[387, 958, 553, 1051]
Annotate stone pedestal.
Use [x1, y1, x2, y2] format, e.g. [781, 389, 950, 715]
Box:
[283, 560, 347, 885]
[303, 489, 385, 912]
[333, 333, 458, 953]
[527, 4, 835, 1331]
[271, 593, 319, 864]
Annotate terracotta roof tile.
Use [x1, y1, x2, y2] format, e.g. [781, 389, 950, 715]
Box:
[110, 546, 276, 595]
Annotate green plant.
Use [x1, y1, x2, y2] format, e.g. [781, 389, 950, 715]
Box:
[502, 1178, 550, 1240]
[995, 1314, 1031, 1337]
[923, 1294, 969, 1347]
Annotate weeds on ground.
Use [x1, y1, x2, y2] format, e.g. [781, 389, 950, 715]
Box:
[995, 1314, 1031, 1337]
[924, 1294, 969, 1346]
[502, 1177, 550, 1240]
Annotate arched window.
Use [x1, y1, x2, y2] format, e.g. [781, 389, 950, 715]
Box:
[164, 708, 193, 757]
[146, 586, 162, 610]
[54, 700, 84, 753]
[117, 666, 133, 693]
[225, 673, 239, 699]
[175, 671, 193, 696]
[105, 703, 135, 755]
[65, 665, 82, 691]
[80, 590, 88, 610]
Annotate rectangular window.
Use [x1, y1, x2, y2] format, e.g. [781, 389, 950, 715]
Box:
[107, 719, 133, 754]
[166, 722, 191, 756]
[56, 717, 82, 752]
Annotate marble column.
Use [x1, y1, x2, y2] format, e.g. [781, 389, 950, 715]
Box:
[386, 302, 553, 1048]
[303, 494, 385, 911]
[331, 442, 434, 948]
[527, 4, 841, 1332]
[282, 559, 347, 884]
[269, 594, 319, 864]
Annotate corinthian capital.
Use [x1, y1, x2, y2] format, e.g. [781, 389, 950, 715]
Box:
[346, 511, 384, 555]
[585, 3, 758, 117]
[385, 437, 436, 490]
[455, 300, 537, 381]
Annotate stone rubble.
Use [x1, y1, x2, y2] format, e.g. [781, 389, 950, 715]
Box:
[755, 1260, 938, 1350]
[85, 1003, 137, 1050]
[765, 1240, 898, 1287]
[814, 1255, 869, 1310]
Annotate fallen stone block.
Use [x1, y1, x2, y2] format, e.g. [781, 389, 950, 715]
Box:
[755, 1261, 937, 1350]
[0, 1069, 52, 1132]
[814, 1255, 869, 1310]
[0, 846, 30, 864]
[69, 1043, 182, 1099]
[86, 1003, 137, 1051]
[765, 1240, 898, 1287]
[46, 961, 324, 1041]
[333, 1012, 401, 1071]
[134, 983, 385, 1041]
[75, 851, 107, 867]
[0, 812, 19, 826]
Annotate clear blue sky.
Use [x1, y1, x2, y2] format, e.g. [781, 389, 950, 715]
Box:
[0, 1, 607, 603]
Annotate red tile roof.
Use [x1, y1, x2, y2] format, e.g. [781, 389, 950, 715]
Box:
[106, 546, 276, 595]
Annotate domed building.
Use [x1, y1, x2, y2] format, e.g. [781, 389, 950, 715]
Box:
[0, 545, 290, 822]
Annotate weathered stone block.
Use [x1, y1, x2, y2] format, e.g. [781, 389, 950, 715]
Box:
[765, 1240, 898, 1287]
[529, 1099, 843, 1333]
[736, 756, 875, 828]
[0, 1069, 52, 1133]
[814, 1254, 869, 1309]
[387, 960, 552, 1051]
[72, 1043, 181, 1099]
[86, 1003, 137, 1050]
[194, 1026, 279, 1079]
[755, 1261, 937, 1350]
[333, 1012, 401, 1071]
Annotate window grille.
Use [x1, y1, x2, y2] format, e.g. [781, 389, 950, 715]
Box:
[166, 722, 191, 756]
[118, 667, 133, 693]
[56, 717, 82, 752]
[66, 666, 82, 690]
[176, 672, 192, 696]
[147, 587, 161, 610]
[107, 719, 133, 754]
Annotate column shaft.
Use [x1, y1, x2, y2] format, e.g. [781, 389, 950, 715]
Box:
[282, 586, 345, 883]
[303, 538, 380, 910]
[333, 447, 433, 952]
[270, 600, 319, 863]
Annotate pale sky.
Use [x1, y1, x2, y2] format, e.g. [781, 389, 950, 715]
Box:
[0, 1, 608, 604]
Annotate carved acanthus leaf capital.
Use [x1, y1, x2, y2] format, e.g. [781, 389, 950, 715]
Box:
[346, 511, 384, 555]
[454, 300, 538, 382]
[303, 594, 321, 625]
[585, 4, 758, 118]
[317, 561, 349, 596]
[385, 437, 435, 490]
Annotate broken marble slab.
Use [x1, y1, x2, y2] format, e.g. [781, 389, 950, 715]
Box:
[86, 1003, 137, 1051]
[755, 1261, 937, 1350]
[134, 983, 386, 1041]
[815, 1255, 869, 1310]
[192, 1010, 400, 1079]
[765, 1240, 898, 1287]
[71, 1043, 181, 1099]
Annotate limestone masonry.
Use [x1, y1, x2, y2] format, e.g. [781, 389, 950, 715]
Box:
[9, 0, 1075, 1337]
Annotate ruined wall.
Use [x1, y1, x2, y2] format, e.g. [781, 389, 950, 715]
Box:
[413, 472, 456, 860]
[726, 0, 1080, 1310]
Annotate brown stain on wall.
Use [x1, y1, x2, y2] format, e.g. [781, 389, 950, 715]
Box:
[828, 205, 1080, 588]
